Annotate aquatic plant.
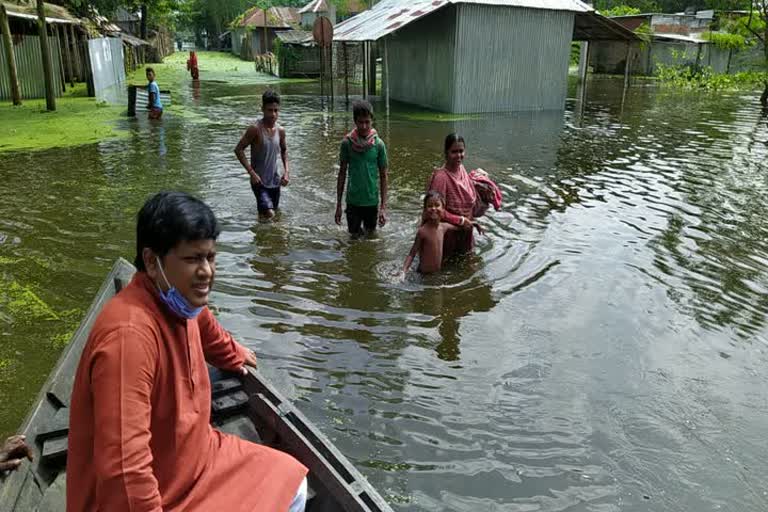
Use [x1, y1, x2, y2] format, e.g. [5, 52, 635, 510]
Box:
[656, 63, 768, 90]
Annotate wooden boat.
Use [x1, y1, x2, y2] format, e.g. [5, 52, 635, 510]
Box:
[0, 258, 393, 512]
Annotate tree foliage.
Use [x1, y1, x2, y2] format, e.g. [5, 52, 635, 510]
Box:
[594, 0, 753, 13]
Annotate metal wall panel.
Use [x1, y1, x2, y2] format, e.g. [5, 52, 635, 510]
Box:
[453, 4, 574, 112]
[88, 37, 125, 100]
[0, 35, 63, 101]
[232, 28, 244, 56]
[385, 5, 457, 112]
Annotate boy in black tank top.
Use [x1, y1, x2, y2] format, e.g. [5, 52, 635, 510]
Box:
[235, 90, 290, 219]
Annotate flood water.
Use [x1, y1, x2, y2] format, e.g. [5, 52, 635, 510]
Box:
[2, 73, 768, 511]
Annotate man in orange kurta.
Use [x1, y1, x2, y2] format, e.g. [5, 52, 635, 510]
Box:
[67, 192, 308, 511]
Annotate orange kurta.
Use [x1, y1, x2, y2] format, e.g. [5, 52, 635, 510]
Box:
[67, 272, 307, 512]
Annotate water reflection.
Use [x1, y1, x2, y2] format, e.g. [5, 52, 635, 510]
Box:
[3, 76, 768, 511]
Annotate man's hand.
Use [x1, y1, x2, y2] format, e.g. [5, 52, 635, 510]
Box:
[280, 174, 290, 187]
[378, 207, 388, 227]
[249, 172, 262, 187]
[0, 435, 33, 471]
[241, 348, 258, 375]
[335, 205, 343, 226]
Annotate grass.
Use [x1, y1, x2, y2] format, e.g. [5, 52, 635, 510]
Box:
[0, 51, 314, 154]
[127, 51, 316, 89]
[0, 84, 126, 154]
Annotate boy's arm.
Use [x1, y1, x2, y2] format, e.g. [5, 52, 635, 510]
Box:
[279, 127, 289, 185]
[378, 141, 389, 226]
[403, 233, 422, 273]
[335, 161, 348, 225]
[378, 166, 389, 226]
[234, 126, 261, 185]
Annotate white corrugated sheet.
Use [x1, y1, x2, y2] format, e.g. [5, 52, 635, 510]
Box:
[298, 0, 330, 14]
[334, 0, 593, 41]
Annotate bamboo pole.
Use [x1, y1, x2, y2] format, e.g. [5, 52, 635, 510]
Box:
[54, 24, 66, 92]
[623, 42, 631, 91]
[329, 43, 334, 106]
[362, 42, 367, 100]
[62, 22, 74, 86]
[37, 0, 56, 110]
[70, 24, 81, 81]
[384, 38, 389, 116]
[343, 42, 349, 106]
[0, 4, 21, 105]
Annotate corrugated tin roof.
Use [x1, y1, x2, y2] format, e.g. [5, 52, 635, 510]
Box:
[237, 6, 299, 28]
[573, 12, 641, 41]
[121, 33, 149, 47]
[3, 1, 81, 25]
[334, 0, 593, 42]
[653, 32, 707, 43]
[276, 29, 314, 45]
[298, 0, 330, 14]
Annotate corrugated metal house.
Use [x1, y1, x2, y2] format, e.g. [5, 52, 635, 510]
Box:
[334, 0, 630, 113]
[299, 0, 336, 28]
[590, 11, 764, 76]
[0, 1, 76, 101]
[231, 7, 298, 58]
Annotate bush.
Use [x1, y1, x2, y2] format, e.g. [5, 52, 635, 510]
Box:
[602, 5, 642, 16]
[656, 62, 768, 90]
[701, 31, 751, 51]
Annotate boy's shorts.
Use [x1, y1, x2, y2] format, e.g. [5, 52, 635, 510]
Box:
[251, 183, 281, 213]
[346, 205, 378, 235]
[148, 108, 163, 120]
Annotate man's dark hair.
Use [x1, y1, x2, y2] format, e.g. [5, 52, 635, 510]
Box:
[134, 192, 220, 271]
[352, 100, 374, 121]
[262, 90, 280, 107]
[146, 67, 155, 75]
[444, 133, 465, 155]
[423, 190, 445, 210]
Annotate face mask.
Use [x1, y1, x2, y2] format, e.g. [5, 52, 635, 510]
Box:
[155, 257, 203, 319]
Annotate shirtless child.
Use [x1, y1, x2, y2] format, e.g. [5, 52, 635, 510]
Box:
[403, 191, 482, 274]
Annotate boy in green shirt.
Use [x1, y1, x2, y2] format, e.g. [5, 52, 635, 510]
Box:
[335, 100, 389, 236]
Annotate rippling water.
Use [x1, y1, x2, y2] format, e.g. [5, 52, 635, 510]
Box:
[2, 75, 768, 511]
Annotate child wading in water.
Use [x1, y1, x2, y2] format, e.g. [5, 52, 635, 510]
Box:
[403, 191, 483, 274]
[235, 90, 290, 219]
[146, 68, 163, 120]
[335, 100, 389, 236]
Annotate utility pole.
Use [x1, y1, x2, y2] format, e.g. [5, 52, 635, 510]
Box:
[37, 0, 56, 111]
[0, 4, 21, 105]
[578, 0, 593, 83]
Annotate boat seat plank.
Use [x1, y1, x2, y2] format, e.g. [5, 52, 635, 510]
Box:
[211, 390, 249, 417]
[37, 408, 69, 441]
[211, 377, 242, 398]
[41, 437, 68, 465]
[35, 473, 66, 512]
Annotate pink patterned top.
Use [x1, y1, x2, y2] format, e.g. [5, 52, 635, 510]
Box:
[427, 165, 477, 225]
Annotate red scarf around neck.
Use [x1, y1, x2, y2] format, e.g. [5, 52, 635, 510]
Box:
[345, 128, 378, 153]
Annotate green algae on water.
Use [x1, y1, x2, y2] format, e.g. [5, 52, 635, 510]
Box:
[1, 280, 60, 323]
[0, 84, 126, 154]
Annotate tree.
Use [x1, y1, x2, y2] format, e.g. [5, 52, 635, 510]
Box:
[743, 1, 768, 104]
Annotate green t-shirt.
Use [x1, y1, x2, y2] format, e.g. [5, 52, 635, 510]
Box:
[339, 137, 388, 207]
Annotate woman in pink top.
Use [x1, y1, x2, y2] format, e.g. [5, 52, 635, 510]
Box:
[426, 134, 477, 258]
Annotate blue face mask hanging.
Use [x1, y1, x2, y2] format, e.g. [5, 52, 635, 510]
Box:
[155, 257, 203, 319]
